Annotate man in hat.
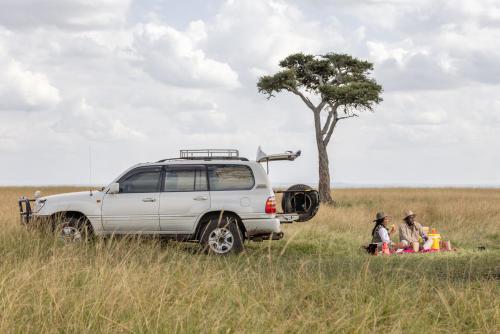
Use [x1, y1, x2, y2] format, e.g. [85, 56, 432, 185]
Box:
[399, 210, 430, 249]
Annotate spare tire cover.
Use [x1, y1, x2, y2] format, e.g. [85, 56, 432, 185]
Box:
[281, 184, 320, 222]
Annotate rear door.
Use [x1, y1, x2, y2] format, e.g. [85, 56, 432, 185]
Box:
[101, 167, 162, 232]
[158, 165, 210, 233]
[207, 164, 259, 218]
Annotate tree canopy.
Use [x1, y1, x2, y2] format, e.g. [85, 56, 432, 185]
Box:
[257, 52, 382, 124]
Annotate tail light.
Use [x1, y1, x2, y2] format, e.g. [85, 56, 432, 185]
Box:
[265, 196, 276, 214]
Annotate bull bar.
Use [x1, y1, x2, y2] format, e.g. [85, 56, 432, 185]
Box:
[18, 197, 35, 224]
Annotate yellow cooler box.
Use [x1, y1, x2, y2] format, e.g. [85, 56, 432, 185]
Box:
[428, 229, 441, 250]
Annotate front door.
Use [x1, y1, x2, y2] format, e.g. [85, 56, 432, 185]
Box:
[101, 167, 162, 232]
[159, 165, 210, 233]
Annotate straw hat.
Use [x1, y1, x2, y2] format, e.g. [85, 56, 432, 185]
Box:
[373, 212, 388, 222]
[403, 210, 416, 220]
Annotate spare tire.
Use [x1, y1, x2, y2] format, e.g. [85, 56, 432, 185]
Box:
[281, 184, 320, 222]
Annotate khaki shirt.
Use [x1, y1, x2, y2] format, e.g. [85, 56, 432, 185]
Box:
[399, 222, 425, 243]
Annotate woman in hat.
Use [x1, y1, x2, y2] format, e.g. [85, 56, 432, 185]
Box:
[371, 212, 401, 250]
[372, 212, 404, 249]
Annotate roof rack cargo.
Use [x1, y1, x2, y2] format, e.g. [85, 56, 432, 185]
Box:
[157, 149, 248, 162]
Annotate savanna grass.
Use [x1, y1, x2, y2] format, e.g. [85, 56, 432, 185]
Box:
[0, 187, 499, 333]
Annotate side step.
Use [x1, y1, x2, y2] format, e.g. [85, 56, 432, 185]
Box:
[250, 232, 284, 242]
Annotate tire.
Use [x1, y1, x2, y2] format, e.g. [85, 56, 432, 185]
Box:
[55, 216, 93, 243]
[281, 184, 320, 222]
[199, 214, 244, 255]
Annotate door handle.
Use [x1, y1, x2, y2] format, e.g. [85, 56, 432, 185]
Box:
[193, 196, 208, 201]
[142, 198, 157, 202]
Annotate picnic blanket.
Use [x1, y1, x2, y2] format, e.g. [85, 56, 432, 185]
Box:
[391, 248, 455, 255]
[362, 244, 456, 255]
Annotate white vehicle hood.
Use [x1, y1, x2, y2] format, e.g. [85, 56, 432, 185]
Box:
[41, 191, 104, 202]
[37, 191, 104, 216]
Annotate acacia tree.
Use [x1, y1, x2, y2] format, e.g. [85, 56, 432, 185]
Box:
[257, 53, 382, 204]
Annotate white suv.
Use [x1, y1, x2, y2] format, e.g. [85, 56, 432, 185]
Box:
[19, 149, 315, 254]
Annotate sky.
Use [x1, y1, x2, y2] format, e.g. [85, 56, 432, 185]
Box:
[0, 0, 499, 187]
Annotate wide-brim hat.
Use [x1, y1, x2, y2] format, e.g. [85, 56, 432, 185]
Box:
[403, 210, 416, 220]
[373, 212, 388, 222]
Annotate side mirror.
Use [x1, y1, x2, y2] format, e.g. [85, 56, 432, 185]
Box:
[108, 183, 120, 194]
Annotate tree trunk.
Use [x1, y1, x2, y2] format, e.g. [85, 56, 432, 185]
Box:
[313, 110, 334, 205]
[317, 141, 334, 204]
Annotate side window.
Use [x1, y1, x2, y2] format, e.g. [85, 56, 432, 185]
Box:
[208, 165, 255, 191]
[119, 168, 161, 193]
[164, 166, 208, 192]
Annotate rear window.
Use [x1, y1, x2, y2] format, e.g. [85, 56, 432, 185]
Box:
[164, 166, 208, 192]
[208, 165, 255, 191]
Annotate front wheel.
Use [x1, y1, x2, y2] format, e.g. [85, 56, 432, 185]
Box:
[55, 216, 93, 243]
[199, 214, 244, 255]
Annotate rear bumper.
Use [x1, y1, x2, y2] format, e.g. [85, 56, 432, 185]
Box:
[242, 218, 281, 236]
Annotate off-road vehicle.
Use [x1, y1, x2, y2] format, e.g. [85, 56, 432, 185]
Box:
[19, 149, 319, 254]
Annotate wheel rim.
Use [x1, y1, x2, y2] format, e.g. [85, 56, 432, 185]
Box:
[291, 193, 312, 212]
[208, 227, 234, 254]
[59, 224, 82, 242]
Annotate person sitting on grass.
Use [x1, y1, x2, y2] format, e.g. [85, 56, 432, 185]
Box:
[371, 212, 398, 250]
[399, 210, 432, 250]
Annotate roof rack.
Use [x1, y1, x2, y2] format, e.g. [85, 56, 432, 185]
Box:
[181, 149, 240, 159]
[157, 149, 248, 162]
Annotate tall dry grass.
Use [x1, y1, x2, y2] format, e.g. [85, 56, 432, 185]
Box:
[0, 187, 499, 333]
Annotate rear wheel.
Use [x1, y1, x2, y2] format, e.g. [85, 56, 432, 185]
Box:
[199, 214, 244, 254]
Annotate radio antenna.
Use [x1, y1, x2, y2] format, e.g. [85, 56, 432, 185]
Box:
[89, 144, 93, 196]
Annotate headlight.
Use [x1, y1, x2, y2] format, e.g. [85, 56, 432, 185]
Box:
[34, 199, 46, 212]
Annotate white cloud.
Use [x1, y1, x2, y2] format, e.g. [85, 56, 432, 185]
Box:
[206, 0, 347, 79]
[367, 40, 424, 65]
[0, 44, 60, 111]
[363, 5, 500, 90]
[0, 126, 16, 152]
[132, 22, 240, 89]
[53, 99, 146, 141]
[0, 0, 131, 30]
